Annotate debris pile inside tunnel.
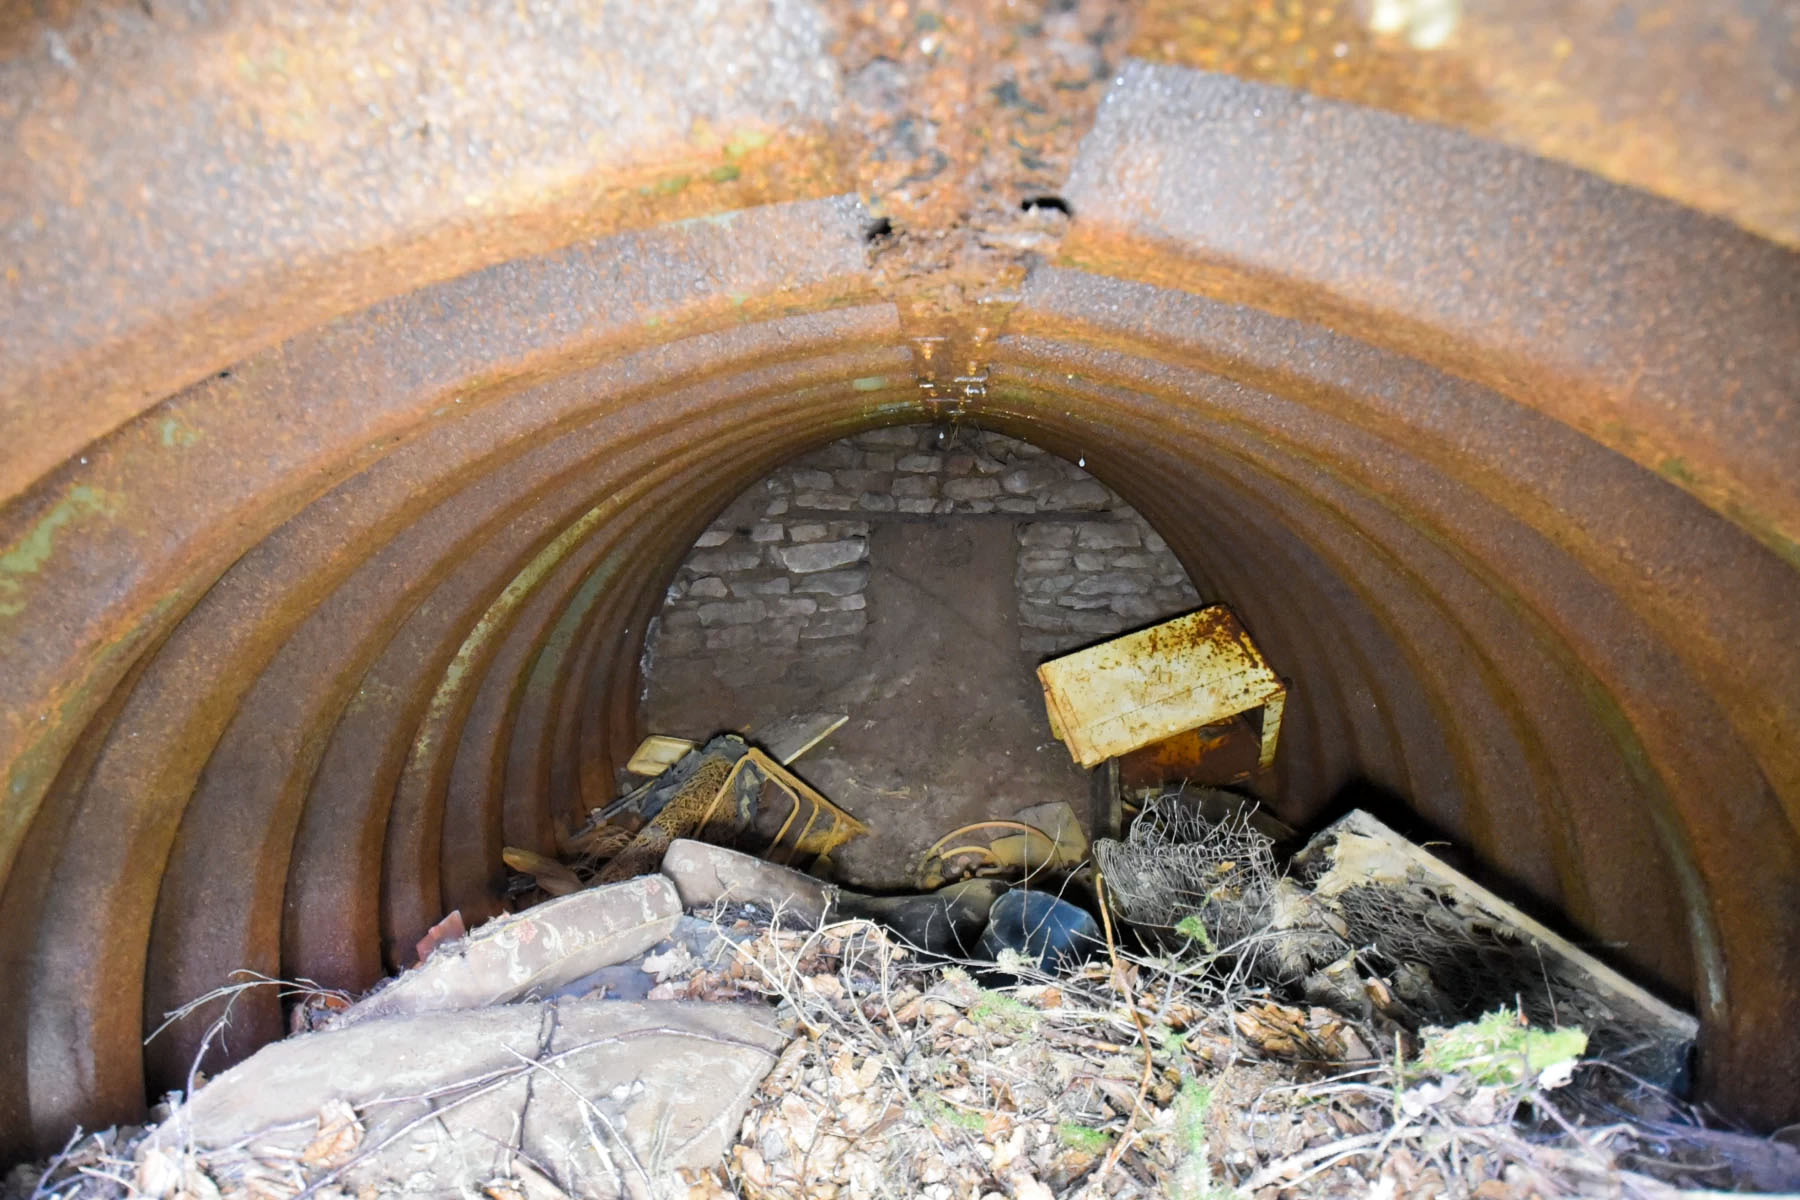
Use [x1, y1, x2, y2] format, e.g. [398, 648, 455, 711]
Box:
[2, 0, 1799, 1177]
[9, 793, 1798, 1200]
[3, 647, 1783, 1197]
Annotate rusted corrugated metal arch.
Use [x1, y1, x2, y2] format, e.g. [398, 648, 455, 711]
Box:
[2, 0, 1797, 1159]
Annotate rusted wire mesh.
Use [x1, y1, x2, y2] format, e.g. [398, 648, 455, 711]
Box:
[1093, 788, 1279, 955]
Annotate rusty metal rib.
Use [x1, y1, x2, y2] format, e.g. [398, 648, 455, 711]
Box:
[1, 4, 1797, 1155]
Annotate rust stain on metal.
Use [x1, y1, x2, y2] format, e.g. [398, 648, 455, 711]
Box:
[1130, 0, 1800, 248]
[825, 0, 1128, 396]
[1116, 717, 1265, 791]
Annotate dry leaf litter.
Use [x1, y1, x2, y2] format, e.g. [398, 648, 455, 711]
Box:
[8, 798, 1798, 1200]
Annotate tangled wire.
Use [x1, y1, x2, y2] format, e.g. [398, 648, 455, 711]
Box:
[1093, 789, 1280, 957]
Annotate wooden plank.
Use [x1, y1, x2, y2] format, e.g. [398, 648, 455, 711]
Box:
[625, 734, 697, 777]
[1297, 810, 1697, 1081]
[751, 711, 849, 765]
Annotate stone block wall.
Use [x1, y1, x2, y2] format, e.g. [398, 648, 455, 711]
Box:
[1014, 512, 1201, 656]
[755, 424, 1121, 518]
[649, 426, 1201, 664]
[654, 516, 871, 658]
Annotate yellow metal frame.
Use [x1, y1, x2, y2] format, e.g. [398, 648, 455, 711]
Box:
[693, 747, 869, 866]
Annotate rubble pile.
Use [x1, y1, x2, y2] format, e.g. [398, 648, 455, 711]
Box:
[7, 629, 1797, 1198]
[10, 827, 1798, 1199]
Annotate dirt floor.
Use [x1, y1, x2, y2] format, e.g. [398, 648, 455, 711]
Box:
[643, 518, 1092, 889]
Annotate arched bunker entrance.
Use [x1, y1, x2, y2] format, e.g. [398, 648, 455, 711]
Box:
[1, 0, 1797, 1157]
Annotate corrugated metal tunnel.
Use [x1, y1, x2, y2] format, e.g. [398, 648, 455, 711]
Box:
[2, 0, 1797, 1157]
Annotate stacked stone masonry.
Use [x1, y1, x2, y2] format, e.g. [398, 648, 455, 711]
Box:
[650, 427, 1200, 662]
[1014, 512, 1200, 656]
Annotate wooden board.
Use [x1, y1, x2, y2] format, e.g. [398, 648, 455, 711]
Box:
[625, 734, 697, 777]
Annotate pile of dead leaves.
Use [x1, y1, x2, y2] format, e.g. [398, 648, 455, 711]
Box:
[644, 909, 1788, 1200]
[675, 952, 1208, 1200]
[12, 905, 1796, 1200]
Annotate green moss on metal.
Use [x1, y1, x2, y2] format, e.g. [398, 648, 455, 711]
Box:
[1723, 499, 1800, 571]
[641, 173, 692, 197]
[404, 495, 627, 771]
[1657, 456, 1697, 485]
[866, 399, 927, 421]
[3, 586, 180, 862]
[725, 129, 771, 159]
[0, 485, 119, 618]
[671, 211, 740, 232]
[522, 550, 624, 699]
[159, 418, 201, 448]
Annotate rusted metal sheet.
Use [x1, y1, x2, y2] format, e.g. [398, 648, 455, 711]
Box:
[0, 0, 848, 504]
[1116, 717, 1266, 792]
[1130, 0, 1800, 248]
[0, 202, 892, 1146]
[1058, 64, 1800, 568]
[0, 0, 1797, 1159]
[1039, 606, 1287, 769]
[826, 0, 1128, 399]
